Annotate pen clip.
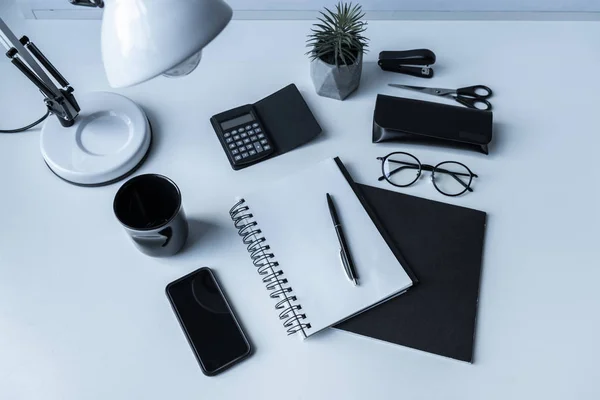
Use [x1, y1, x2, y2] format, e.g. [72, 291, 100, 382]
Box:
[339, 249, 349, 276]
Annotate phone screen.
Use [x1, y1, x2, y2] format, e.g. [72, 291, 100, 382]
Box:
[166, 268, 251, 376]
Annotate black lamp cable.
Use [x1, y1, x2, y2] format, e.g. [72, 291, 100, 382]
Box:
[0, 109, 50, 133]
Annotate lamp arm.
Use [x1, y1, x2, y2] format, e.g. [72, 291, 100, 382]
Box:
[0, 17, 80, 127]
[69, 0, 104, 8]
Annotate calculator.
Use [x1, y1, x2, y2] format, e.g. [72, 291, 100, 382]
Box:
[211, 105, 275, 170]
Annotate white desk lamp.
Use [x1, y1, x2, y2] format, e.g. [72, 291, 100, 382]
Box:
[0, 0, 232, 186]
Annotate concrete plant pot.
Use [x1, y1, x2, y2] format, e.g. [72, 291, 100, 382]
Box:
[310, 53, 363, 101]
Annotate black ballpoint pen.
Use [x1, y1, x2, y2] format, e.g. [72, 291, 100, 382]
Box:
[326, 193, 359, 286]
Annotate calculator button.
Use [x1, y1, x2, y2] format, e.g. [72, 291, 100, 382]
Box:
[231, 149, 239, 155]
[254, 142, 263, 152]
[238, 127, 245, 132]
[234, 155, 242, 161]
[252, 123, 259, 128]
[250, 136, 258, 142]
[254, 127, 262, 133]
[246, 129, 254, 135]
[263, 145, 272, 151]
[233, 135, 241, 140]
[240, 132, 248, 138]
[243, 138, 251, 144]
[231, 130, 237, 135]
[241, 152, 249, 158]
[245, 145, 253, 151]
[228, 143, 236, 149]
[224, 132, 231, 138]
[236, 141, 243, 146]
[249, 150, 257, 156]
[260, 139, 268, 145]
[257, 133, 265, 139]
[225, 137, 233, 143]
[245, 125, 252, 130]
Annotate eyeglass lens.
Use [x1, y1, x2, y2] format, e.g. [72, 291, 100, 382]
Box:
[382, 152, 421, 187]
[432, 161, 473, 196]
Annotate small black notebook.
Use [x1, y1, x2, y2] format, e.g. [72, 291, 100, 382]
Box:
[334, 179, 487, 362]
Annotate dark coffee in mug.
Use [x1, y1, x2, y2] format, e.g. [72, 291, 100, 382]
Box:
[113, 174, 189, 257]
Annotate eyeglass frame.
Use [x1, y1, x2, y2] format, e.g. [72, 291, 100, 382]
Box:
[377, 152, 478, 197]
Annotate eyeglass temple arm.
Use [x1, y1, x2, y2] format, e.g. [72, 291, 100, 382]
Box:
[377, 162, 420, 181]
[429, 166, 473, 191]
[386, 159, 476, 177]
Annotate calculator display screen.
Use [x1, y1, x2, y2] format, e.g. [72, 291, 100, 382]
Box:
[221, 114, 254, 131]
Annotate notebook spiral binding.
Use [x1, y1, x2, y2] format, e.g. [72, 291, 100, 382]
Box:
[230, 199, 312, 336]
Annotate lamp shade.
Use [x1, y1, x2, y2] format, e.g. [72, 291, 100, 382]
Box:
[101, 0, 232, 88]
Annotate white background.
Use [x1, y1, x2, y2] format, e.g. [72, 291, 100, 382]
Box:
[9, 0, 600, 19]
[0, 0, 10, 14]
[1, 2, 600, 400]
[227, 0, 600, 11]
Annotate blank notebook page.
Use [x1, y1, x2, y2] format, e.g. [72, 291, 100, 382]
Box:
[241, 158, 413, 339]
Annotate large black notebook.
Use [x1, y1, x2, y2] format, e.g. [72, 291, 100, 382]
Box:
[334, 176, 487, 362]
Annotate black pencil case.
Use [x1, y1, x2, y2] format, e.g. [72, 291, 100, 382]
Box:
[372, 94, 493, 154]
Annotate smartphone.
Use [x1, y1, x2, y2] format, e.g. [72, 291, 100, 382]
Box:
[166, 267, 252, 376]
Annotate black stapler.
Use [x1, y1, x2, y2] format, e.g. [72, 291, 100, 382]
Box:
[378, 49, 436, 78]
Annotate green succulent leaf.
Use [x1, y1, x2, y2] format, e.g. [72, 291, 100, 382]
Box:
[306, 2, 370, 67]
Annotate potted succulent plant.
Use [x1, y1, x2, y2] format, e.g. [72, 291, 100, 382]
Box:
[307, 2, 369, 101]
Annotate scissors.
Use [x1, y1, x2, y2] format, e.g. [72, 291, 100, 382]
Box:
[388, 83, 493, 111]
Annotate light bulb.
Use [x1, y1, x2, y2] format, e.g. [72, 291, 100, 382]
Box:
[162, 51, 203, 78]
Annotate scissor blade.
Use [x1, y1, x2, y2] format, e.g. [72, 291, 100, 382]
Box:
[388, 83, 454, 97]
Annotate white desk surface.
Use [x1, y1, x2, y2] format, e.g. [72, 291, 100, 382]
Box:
[1, 6, 600, 400]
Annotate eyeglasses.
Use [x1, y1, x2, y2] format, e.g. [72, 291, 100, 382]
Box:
[377, 152, 478, 197]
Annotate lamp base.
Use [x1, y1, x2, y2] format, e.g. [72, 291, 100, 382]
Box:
[40, 92, 152, 187]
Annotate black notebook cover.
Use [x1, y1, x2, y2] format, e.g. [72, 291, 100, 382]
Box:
[333, 165, 486, 362]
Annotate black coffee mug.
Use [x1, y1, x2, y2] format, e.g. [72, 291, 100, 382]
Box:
[113, 174, 189, 257]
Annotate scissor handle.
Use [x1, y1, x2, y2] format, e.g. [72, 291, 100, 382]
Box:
[454, 96, 493, 111]
[456, 85, 493, 99]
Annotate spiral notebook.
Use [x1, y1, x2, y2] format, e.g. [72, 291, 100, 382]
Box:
[229, 157, 415, 339]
